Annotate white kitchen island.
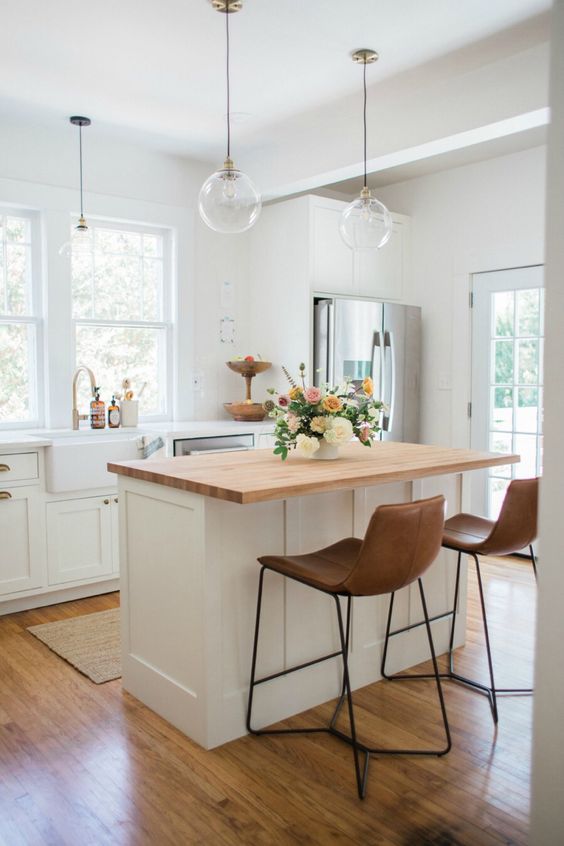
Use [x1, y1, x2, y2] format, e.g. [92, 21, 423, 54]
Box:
[109, 442, 517, 750]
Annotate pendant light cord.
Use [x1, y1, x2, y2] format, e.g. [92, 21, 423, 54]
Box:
[226, 8, 231, 159]
[363, 60, 367, 189]
[79, 123, 84, 218]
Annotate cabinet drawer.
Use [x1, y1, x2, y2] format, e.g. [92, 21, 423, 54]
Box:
[0, 452, 39, 483]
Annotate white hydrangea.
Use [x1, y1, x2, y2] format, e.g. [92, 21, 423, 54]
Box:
[323, 416, 353, 445]
[296, 433, 321, 456]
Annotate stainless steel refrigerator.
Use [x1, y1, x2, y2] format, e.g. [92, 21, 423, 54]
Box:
[313, 296, 421, 443]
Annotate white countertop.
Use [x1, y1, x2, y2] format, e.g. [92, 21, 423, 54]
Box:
[0, 419, 275, 450]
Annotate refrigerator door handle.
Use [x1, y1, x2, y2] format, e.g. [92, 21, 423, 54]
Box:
[382, 330, 395, 431]
[372, 331, 383, 399]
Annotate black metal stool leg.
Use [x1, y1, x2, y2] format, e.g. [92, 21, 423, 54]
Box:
[473, 554, 498, 723]
[530, 544, 537, 581]
[246, 565, 266, 734]
[418, 579, 452, 755]
[380, 591, 396, 680]
[329, 596, 352, 730]
[332, 595, 365, 799]
[447, 552, 462, 673]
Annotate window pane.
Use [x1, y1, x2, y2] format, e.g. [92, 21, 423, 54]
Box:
[489, 478, 510, 520]
[490, 431, 512, 455]
[493, 291, 514, 337]
[516, 288, 540, 336]
[71, 251, 94, 319]
[72, 223, 164, 321]
[0, 323, 34, 422]
[93, 253, 143, 321]
[75, 324, 165, 417]
[491, 387, 513, 431]
[515, 434, 538, 479]
[95, 228, 142, 255]
[142, 258, 162, 321]
[516, 387, 539, 433]
[492, 340, 513, 384]
[517, 339, 539, 385]
[6, 216, 31, 244]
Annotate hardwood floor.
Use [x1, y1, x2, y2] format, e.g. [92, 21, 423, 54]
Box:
[0, 557, 535, 845]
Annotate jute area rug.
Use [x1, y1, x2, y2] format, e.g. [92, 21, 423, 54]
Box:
[27, 608, 121, 684]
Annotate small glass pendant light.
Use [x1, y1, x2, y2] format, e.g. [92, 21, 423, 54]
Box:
[340, 50, 392, 251]
[198, 0, 261, 234]
[60, 116, 93, 256]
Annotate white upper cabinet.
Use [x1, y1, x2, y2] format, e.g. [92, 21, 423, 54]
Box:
[353, 218, 407, 300]
[310, 198, 355, 294]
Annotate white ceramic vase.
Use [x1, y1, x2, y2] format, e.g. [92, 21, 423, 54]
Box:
[312, 439, 340, 460]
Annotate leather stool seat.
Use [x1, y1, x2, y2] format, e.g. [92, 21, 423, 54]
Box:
[259, 538, 362, 593]
[247, 495, 451, 800]
[442, 513, 495, 552]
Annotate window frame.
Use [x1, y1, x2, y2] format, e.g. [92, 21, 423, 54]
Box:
[70, 217, 174, 422]
[0, 206, 43, 429]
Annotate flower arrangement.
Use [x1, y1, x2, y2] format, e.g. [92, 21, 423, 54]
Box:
[264, 363, 384, 460]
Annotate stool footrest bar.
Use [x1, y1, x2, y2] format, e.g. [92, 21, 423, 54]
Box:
[251, 650, 343, 687]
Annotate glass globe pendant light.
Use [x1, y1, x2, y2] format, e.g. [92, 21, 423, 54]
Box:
[198, 0, 261, 234]
[59, 116, 93, 256]
[340, 50, 392, 251]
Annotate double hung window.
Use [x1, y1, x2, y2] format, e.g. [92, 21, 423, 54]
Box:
[71, 220, 171, 418]
[0, 211, 41, 426]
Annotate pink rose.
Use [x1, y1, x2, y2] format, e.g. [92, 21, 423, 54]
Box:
[287, 413, 300, 433]
[358, 423, 372, 443]
[304, 386, 322, 404]
[278, 394, 290, 408]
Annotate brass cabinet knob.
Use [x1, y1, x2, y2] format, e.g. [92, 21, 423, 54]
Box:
[103, 499, 110, 505]
[0, 491, 12, 500]
[114, 497, 118, 503]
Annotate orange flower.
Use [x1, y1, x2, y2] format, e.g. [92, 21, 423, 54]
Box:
[362, 377, 374, 396]
[289, 386, 303, 400]
[322, 395, 342, 413]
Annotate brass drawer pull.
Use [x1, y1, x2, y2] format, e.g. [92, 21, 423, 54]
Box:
[0, 491, 12, 500]
[114, 497, 118, 504]
[0, 464, 10, 472]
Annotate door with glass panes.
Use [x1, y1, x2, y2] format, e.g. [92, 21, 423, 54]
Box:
[470, 266, 544, 518]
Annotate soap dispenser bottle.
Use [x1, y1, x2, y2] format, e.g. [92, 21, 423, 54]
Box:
[90, 388, 106, 429]
[108, 395, 120, 428]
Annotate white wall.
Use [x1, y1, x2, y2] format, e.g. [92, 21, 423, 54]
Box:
[0, 114, 252, 425]
[530, 0, 564, 841]
[374, 145, 546, 447]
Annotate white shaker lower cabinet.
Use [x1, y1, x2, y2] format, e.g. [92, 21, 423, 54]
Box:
[0, 486, 45, 596]
[46, 495, 117, 586]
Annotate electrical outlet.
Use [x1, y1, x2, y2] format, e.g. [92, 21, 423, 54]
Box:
[191, 371, 204, 391]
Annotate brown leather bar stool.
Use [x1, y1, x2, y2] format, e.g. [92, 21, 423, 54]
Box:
[246, 495, 451, 800]
[382, 478, 539, 724]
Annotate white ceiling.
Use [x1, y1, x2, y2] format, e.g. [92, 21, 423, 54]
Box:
[0, 0, 551, 162]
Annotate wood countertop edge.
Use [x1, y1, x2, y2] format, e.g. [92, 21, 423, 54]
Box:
[108, 451, 519, 505]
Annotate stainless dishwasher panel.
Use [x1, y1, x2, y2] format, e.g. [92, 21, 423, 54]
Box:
[173, 433, 255, 456]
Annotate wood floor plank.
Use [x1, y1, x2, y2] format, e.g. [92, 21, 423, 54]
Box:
[0, 557, 535, 845]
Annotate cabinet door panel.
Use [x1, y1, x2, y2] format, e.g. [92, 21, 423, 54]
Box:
[0, 487, 44, 595]
[0, 487, 45, 595]
[312, 205, 354, 294]
[47, 497, 113, 585]
[354, 222, 404, 299]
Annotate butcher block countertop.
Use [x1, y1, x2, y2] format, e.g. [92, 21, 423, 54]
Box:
[108, 441, 519, 505]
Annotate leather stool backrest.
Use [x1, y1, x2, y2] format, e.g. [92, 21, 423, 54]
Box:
[343, 495, 446, 597]
[480, 477, 539, 556]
